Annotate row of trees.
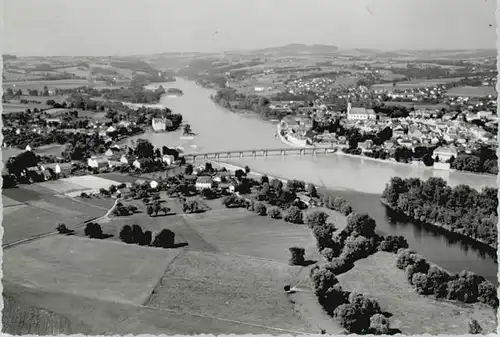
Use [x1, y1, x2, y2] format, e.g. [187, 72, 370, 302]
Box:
[451, 150, 498, 175]
[382, 177, 498, 247]
[396, 249, 498, 308]
[119, 224, 177, 248]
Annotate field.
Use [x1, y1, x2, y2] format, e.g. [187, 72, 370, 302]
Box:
[2, 175, 123, 245]
[372, 77, 464, 89]
[2, 79, 101, 90]
[145, 250, 310, 332]
[184, 199, 317, 262]
[337, 252, 497, 334]
[445, 86, 497, 97]
[3, 294, 72, 335]
[3, 235, 182, 305]
[382, 101, 449, 110]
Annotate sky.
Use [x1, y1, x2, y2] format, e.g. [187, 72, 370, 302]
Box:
[2, 0, 499, 56]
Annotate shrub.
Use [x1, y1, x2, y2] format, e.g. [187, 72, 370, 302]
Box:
[84, 222, 103, 239]
[324, 257, 354, 275]
[127, 205, 138, 213]
[287, 179, 305, 192]
[312, 224, 336, 251]
[201, 187, 216, 199]
[321, 247, 335, 262]
[369, 314, 390, 335]
[109, 184, 118, 194]
[147, 205, 154, 217]
[289, 246, 305, 266]
[477, 280, 498, 307]
[333, 303, 365, 334]
[80, 192, 90, 198]
[268, 206, 282, 219]
[349, 292, 381, 317]
[306, 211, 329, 228]
[253, 202, 267, 216]
[99, 188, 110, 196]
[311, 266, 339, 297]
[322, 284, 349, 314]
[396, 249, 418, 270]
[153, 229, 175, 248]
[284, 206, 303, 224]
[117, 183, 126, 189]
[339, 202, 353, 216]
[468, 319, 483, 334]
[412, 272, 432, 295]
[222, 194, 245, 208]
[56, 223, 71, 234]
[426, 266, 451, 298]
[346, 213, 376, 238]
[379, 235, 409, 253]
[342, 235, 376, 263]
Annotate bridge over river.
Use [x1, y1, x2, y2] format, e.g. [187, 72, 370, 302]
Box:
[182, 144, 348, 162]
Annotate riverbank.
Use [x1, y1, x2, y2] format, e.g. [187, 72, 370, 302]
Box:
[380, 198, 496, 252]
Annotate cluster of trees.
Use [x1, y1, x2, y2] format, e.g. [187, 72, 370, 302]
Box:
[310, 265, 395, 334]
[320, 194, 353, 216]
[84, 222, 108, 239]
[113, 201, 139, 216]
[103, 85, 166, 104]
[396, 249, 498, 308]
[119, 224, 176, 248]
[181, 198, 203, 214]
[382, 177, 498, 248]
[451, 147, 498, 175]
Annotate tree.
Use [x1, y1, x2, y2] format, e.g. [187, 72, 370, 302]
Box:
[154, 202, 161, 216]
[131, 224, 144, 244]
[306, 211, 329, 228]
[183, 198, 201, 213]
[56, 223, 72, 235]
[153, 229, 175, 248]
[468, 319, 483, 334]
[422, 153, 434, 167]
[306, 183, 318, 197]
[333, 303, 363, 333]
[234, 169, 246, 180]
[139, 230, 152, 246]
[119, 225, 134, 244]
[369, 314, 390, 335]
[185, 164, 194, 175]
[289, 246, 305, 265]
[84, 222, 103, 239]
[147, 205, 154, 217]
[287, 179, 305, 192]
[201, 187, 216, 199]
[346, 213, 376, 238]
[284, 206, 303, 224]
[183, 123, 192, 135]
[244, 165, 250, 174]
[134, 138, 155, 158]
[477, 280, 498, 307]
[313, 224, 337, 251]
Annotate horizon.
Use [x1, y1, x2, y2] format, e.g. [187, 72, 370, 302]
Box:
[3, 0, 498, 57]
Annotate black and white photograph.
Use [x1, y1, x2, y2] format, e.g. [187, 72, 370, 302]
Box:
[1, 0, 498, 335]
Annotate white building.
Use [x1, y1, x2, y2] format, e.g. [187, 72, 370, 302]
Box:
[152, 118, 167, 132]
[346, 102, 376, 121]
[88, 157, 110, 169]
[195, 176, 213, 190]
[162, 154, 175, 165]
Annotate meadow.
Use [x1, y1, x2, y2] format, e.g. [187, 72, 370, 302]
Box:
[337, 252, 497, 334]
[2, 79, 104, 90]
[445, 86, 497, 97]
[372, 77, 464, 89]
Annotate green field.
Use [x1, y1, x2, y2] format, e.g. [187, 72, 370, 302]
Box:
[337, 252, 497, 334]
[146, 250, 309, 332]
[2, 79, 101, 90]
[4, 235, 182, 305]
[372, 77, 465, 89]
[445, 86, 497, 97]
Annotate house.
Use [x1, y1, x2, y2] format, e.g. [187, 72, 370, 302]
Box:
[132, 159, 141, 169]
[359, 140, 374, 152]
[195, 176, 213, 190]
[392, 125, 405, 138]
[25, 145, 32, 151]
[152, 118, 167, 132]
[106, 126, 117, 133]
[477, 110, 493, 119]
[120, 154, 135, 165]
[87, 156, 110, 169]
[346, 102, 376, 121]
[118, 120, 132, 128]
[218, 182, 235, 193]
[433, 146, 458, 162]
[162, 154, 175, 165]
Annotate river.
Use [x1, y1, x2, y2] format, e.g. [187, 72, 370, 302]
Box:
[134, 79, 497, 284]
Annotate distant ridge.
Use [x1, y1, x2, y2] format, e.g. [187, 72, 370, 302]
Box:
[252, 43, 340, 54]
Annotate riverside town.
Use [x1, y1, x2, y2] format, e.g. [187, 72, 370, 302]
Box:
[2, 1, 498, 335]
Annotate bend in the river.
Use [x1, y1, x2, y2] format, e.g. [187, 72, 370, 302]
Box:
[133, 78, 497, 284]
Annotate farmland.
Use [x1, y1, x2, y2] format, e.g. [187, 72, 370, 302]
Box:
[2, 79, 103, 90]
[372, 77, 465, 89]
[445, 85, 497, 97]
[337, 252, 497, 335]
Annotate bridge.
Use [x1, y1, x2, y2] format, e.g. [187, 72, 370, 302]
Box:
[182, 144, 348, 162]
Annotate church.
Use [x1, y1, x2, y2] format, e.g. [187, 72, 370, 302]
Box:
[346, 102, 376, 121]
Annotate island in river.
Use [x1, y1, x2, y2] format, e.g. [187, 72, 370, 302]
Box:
[166, 88, 184, 96]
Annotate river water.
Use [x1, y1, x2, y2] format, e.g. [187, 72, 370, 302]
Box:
[135, 79, 497, 283]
